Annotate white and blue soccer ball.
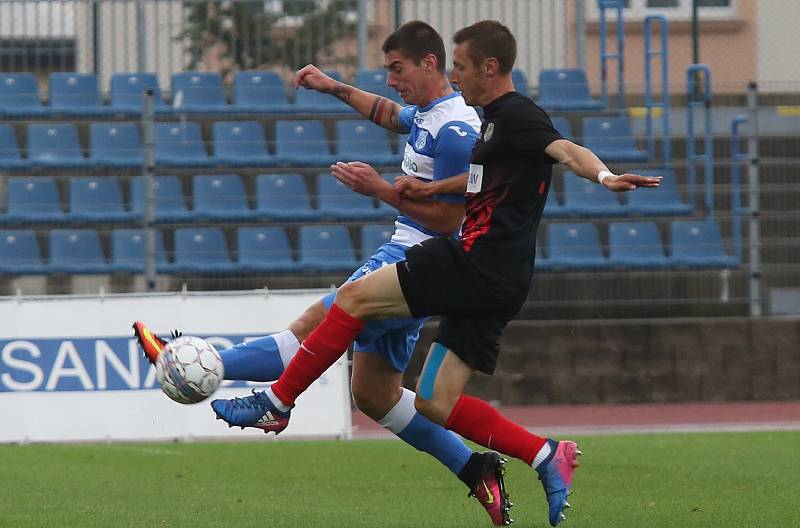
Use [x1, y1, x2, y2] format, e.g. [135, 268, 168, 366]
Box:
[156, 336, 224, 404]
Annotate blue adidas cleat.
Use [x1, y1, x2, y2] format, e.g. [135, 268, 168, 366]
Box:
[536, 439, 581, 527]
[210, 389, 291, 435]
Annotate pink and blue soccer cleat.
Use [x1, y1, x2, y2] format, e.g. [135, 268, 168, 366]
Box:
[536, 439, 581, 526]
[210, 389, 291, 435]
[469, 451, 514, 526]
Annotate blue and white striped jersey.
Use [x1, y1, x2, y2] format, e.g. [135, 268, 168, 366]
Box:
[391, 92, 481, 246]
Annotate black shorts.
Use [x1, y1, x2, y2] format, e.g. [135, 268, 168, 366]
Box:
[396, 238, 527, 374]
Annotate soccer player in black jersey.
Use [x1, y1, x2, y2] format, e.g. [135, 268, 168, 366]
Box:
[226, 20, 661, 527]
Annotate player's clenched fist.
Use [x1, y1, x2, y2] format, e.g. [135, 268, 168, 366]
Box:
[294, 64, 338, 93]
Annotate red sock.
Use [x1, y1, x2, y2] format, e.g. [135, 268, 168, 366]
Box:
[271, 304, 363, 406]
[445, 394, 547, 465]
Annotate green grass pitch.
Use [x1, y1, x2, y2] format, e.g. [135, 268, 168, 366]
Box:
[0, 430, 795, 527]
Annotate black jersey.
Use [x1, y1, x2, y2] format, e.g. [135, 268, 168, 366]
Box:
[461, 92, 562, 292]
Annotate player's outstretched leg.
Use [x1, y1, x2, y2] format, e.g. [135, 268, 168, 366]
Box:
[210, 388, 291, 435]
[467, 451, 514, 526]
[534, 439, 582, 527]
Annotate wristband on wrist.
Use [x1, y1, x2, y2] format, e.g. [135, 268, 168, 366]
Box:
[597, 170, 615, 184]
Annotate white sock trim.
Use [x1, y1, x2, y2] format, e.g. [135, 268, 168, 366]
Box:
[532, 442, 552, 469]
[265, 387, 292, 413]
[377, 388, 417, 435]
[273, 330, 301, 369]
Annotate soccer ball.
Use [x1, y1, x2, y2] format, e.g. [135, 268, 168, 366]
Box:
[155, 336, 224, 404]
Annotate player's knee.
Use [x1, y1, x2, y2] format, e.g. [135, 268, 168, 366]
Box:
[334, 280, 369, 319]
[351, 383, 393, 421]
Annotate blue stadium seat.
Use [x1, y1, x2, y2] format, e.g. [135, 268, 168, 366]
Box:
[255, 173, 319, 221]
[355, 69, 404, 104]
[89, 122, 143, 167]
[335, 120, 398, 166]
[608, 221, 669, 269]
[173, 227, 235, 274]
[0, 124, 28, 169]
[511, 69, 531, 97]
[68, 176, 134, 223]
[232, 71, 292, 113]
[129, 175, 192, 222]
[547, 222, 607, 270]
[670, 220, 738, 269]
[582, 116, 648, 163]
[191, 174, 254, 222]
[536, 68, 604, 111]
[4, 177, 66, 224]
[212, 121, 273, 167]
[550, 116, 573, 140]
[625, 169, 693, 216]
[170, 72, 230, 113]
[533, 238, 552, 272]
[48, 73, 110, 116]
[27, 123, 89, 168]
[48, 229, 109, 274]
[562, 171, 626, 217]
[543, 185, 565, 218]
[236, 226, 295, 273]
[360, 224, 393, 260]
[154, 122, 211, 167]
[0, 230, 46, 274]
[0, 73, 45, 117]
[298, 225, 359, 272]
[110, 73, 168, 114]
[317, 173, 384, 221]
[274, 120, 336, 167]
[294, 71, 352, 113]
[110, 228, 170, 273]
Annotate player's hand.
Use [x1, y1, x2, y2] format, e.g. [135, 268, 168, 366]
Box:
[602, 173, 662, 192]
[393, 175, 432, 200]
[330, 161, 391, 197]
[294, 64, 338, 93]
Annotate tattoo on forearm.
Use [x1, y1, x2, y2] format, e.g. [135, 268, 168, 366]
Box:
[368, 96, 390, 125]
[331, 83, 352, 103]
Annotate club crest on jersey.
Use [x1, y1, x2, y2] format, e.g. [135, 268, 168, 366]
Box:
[415, 130, 429, 150]
[483, 122, 495, 142]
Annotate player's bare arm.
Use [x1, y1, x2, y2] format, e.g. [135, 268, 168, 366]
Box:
[331, 162, 464, 236]
[394, 173, 468, 200]
[545, 138, 663, 192]
[295, 64, 405, 133]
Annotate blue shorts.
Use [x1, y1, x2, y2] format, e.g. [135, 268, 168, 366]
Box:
[322, 242, 426, 373]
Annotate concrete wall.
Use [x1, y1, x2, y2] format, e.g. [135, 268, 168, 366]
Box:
[406, 317, 800, 405]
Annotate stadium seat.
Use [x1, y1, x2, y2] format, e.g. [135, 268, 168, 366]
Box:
[316, 173, 384, 221]
[547, 222, 607, 270]
[533, 238, 552, 272]
[232, 71, 292, 113]
[511, 69, 531, 97]
[110, 228, 170, 273]
[355, 69, 404, 104]
[298, 225, 359, 272]
[173, 227, 236, 274]
[27, 123, 89, 168]
[129, 175, 192, 222]
[0, 124, 28, 169]
[550, 116, 573, 140]
[154, 122, 211, 167]
[48, 73, 110, 116]
[48, 229, 109, 274]
[255, 173, 319, 221]
[608, 221, 669, 269]
[543, 184, 565, 218]
[0, 230, 46, 274]
[294, 71, 353, 113]
[89, 122, 143, 167]
[109, 73, 168, 114]
[170, 72, 230, 113]
[212, 121, 273, 167]
[536, 68, 604, 111]
[335, 120, 398, 166]
[236, 226, 295, 273]
[625, 169, 692, 216]
[191, 174, 254, 222]
[274, 120, 336, 167]
[562, 171, 626, 217]
[4, 177, 67, 224]
[0, 73, 45, 117]
[360, 224, 393, 260]
[582, 116, 648, 163]
[69, 176, 134, 223]
[669, 220, 738, 269]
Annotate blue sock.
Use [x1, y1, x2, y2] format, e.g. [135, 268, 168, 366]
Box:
[380, 388, 472, 476]
[219, 331, 299, 382]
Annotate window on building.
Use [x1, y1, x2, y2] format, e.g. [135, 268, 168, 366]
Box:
[592, 0, 735, 19]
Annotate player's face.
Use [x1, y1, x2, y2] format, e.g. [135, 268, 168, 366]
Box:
[451, 42, 483, 106]
[384, 50, 427, 105]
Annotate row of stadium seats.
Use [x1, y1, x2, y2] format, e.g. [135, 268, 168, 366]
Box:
[0, 219, 738, 276]
[0, 68, 600, 117]
[0, 120, 402, 169]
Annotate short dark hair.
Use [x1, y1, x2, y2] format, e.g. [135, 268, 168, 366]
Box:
[453, 20, 517, 75]
[382, 20, 446, 72]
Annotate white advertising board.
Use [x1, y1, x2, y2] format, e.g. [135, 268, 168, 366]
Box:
[0, 290, 352, 443]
